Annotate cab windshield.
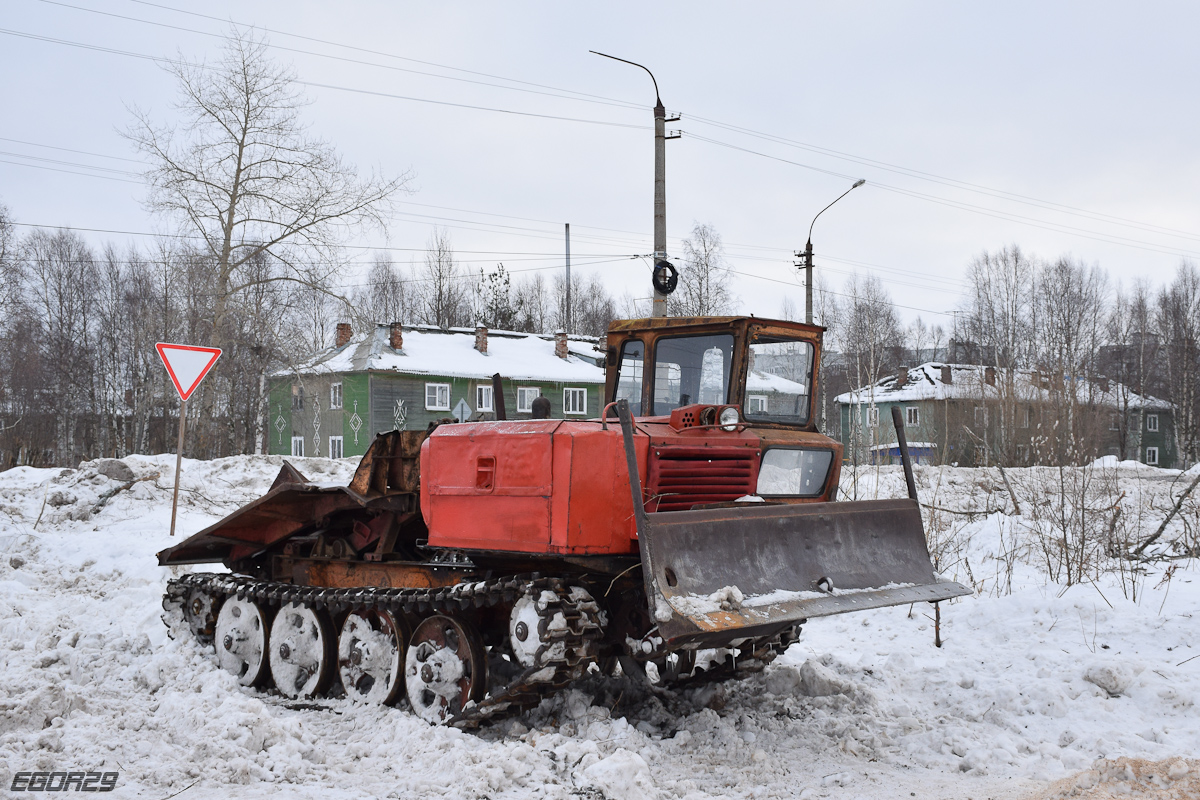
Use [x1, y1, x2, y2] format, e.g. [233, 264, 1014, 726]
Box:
[745, 338, 813, 425]
[651, 334, 734, 415]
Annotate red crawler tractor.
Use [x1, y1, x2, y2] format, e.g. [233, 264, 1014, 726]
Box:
[160, 315, 968, 725]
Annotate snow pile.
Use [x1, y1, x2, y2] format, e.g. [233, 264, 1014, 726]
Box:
[0, 457, 1197, 798]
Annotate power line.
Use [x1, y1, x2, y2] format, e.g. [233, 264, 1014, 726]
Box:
[122, 0, 643, 110]
[0, 135, 144, 163]
[725, 268, 954, 318]
[40, 0, 645, 114]
[38, 0, 1199, 252]
[0, 28, 650, 132]
[689, 132, 1200, 261]
[686, 115, 1200, 247]
[0, 157, 143, 184]
[5, 220, 632, 257]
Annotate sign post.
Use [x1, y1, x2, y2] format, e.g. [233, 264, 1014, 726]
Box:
[156, 343, 222, 537]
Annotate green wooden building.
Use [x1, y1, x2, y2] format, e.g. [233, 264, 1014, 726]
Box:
[835, 363, 1176, 468]
[268, 323, 605, 459]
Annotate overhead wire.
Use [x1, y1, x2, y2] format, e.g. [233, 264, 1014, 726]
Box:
[12, 3, 1179, 315]
[9, 17, 1198, 261]
[27, 0, 1200, 257]
[96, 0, 1199, 249]
[0, 28, 650, 131]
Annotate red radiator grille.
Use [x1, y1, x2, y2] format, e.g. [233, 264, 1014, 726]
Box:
[645, 446, 759, 512]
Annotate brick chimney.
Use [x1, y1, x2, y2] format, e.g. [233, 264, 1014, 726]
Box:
[335, 322, 352, 348]
[940, 365, 953, 384]
[895, 366, 910, 388]
[389, 322, 403, 350]
[554, 331, 569, 359]
[475, 325, 488, 354]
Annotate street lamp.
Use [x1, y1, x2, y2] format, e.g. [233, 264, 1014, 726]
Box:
[798, 178, 866, 324]
[591, 51, 679, 317]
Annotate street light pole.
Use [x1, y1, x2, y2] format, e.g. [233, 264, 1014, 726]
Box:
[592, 51, 678, 317]
[799, 179, 866, 324]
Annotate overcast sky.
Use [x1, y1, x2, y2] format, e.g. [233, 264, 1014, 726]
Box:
[4, 1, 1199, 330]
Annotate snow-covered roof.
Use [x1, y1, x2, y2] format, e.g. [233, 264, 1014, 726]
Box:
[836, 362, 1172, 411]
[746, 371, 807, 393]
[277, 324, 605, 384]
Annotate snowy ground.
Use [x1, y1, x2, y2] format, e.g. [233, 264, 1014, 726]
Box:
[1, 455, 1197, 799]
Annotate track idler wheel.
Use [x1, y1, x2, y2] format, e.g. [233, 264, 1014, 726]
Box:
[182, 588, 218, 642]
[213, 597, 271, 686]
[269, 604, 336, 699]
[405, 615, 486, 724]
[338, 608, 407, 705]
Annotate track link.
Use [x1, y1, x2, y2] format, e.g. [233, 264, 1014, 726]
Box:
[163, 572, 603, 727]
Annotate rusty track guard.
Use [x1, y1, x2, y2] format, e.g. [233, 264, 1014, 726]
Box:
[614, 401, 970, 648]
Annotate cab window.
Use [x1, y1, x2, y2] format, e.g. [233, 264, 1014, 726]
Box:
[614, 340, 645, 414]
[652, 334, 734, 415]
[745, 338, 813, 425]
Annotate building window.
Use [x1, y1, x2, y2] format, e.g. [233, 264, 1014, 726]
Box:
[865, 406, 879, 427]
[1109, 414, 1120, 431]
[476, 385, 494, 412]
[973, 445, 988, 467]
[291, 385, 305, 411]
[1020, 407, 1031, 428]
[1016, 444, 1031, 463]
[1146, 446, 1159, 466]
[425, 383, 450, 411]
[974, 406, 988, 428]
[1147, 414, 1159, 432]
[291, 436, 305, 457]
[748, 395, 768, 414]
[563, 387, 587, 415]
[517, 387, 541, 413]
[330, 382, 343, 409]
[905, 406, 919, 426]
[329, 435, 343, 459]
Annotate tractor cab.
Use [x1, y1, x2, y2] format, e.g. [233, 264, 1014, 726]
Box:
[604, 316, 840, 505]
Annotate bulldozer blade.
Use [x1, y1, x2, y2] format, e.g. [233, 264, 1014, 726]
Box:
[638, 499, 971, 647]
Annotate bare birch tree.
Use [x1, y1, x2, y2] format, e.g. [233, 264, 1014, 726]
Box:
[126, 29, 408, 444]
[416, 228, 470, 328]
[672, 223, 734, 316]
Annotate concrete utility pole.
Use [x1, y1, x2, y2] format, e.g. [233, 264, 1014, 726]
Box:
[652, 100, 668, 317]
[592, 51, 679, 317]
[797, 179, 866, 324]
[564, 222, 571, 331]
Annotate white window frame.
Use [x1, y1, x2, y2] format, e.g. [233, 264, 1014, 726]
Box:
[476, 385, 494, 412]
[425, 383, 451, 411]
[1020, 407, 1031, 428]
[329, 435, 343, 460]
[330, 381, 343, 409]
[905, 406, 919, 426]
[865, 406, 879, 427]
[1146, 446, 1159, 466]
[748, 395, 768, 414]
[1109, 414, 1120, 431]
[517, 387, 541, 413]
[563, 387, 587, 416]
[291, 385, 305, 411]
[291, 436, 305, 457]
[974, 406, 988, 428]
[1147, 414, 1159, 432]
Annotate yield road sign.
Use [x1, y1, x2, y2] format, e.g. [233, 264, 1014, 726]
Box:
[156, 343, 222, 401]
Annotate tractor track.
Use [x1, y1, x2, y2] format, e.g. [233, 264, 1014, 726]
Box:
[163, 572, 792, 727]
[164, 571, 604, 727]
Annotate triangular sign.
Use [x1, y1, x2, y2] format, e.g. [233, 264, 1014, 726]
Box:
[156, 343, 222, 401]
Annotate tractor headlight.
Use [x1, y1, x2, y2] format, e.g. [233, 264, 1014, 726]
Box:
[757, 449, 833, 497]
[719, 407, 740, 431]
